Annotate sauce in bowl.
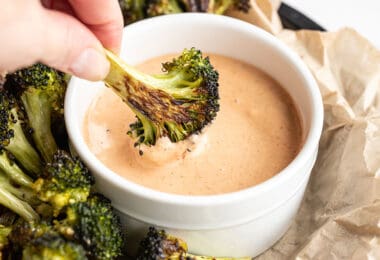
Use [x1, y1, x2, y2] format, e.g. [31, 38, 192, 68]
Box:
[83, 54, 302, 195]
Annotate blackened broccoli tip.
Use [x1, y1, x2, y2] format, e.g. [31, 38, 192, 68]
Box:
[0, 90, 42, 176]
[34, 150, 95, 215]
[136, 227, 187, 259]
[22, 233, 87, 260]
[104, 47, 220, 147]
[56, 193, 124, 260]
[5, 63, 67, 163]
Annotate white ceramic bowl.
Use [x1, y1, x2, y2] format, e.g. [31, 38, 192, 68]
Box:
[65, 13, 323, 257]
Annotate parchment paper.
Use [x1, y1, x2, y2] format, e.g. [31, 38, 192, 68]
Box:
[228, 1, 380, 259]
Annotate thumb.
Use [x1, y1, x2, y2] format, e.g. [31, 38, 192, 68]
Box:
[37, 8, 110, 81]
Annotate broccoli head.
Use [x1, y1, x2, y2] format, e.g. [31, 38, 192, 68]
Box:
[104, 48, 219, 147]
[145, 0, 183, 17]
[5, 63, 67, 163]
[56, 194, 124, 260]
[137, 227, 251, 260]
[0, 90, 42, 175]
[22, 233, 87, 260]
[119, 0, 146, 25]
[33, 150, 94, 216]
[206, 0, 250, 14]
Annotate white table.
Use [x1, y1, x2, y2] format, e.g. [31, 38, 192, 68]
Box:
[284, 0, 380, 48]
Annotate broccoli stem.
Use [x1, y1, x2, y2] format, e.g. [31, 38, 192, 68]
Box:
[21, 90, 57, 163]
[0, 175, 39, 222]
[7, 109, 41, 176]
[0, 152, 33, 187]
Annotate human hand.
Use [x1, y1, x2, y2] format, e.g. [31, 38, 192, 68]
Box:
[0, 0, 123, 81]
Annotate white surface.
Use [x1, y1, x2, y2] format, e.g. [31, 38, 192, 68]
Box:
[284, 0, 380, 48]
[65, 14, 324, 257]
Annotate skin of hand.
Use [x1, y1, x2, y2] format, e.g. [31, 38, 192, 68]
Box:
[0, 0, 123, 81]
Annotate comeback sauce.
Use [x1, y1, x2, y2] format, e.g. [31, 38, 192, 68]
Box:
[83, 54, 303, 195]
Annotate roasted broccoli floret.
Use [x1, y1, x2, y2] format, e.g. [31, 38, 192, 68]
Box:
[5, 63, 67, 163]
[22, 233, 87, 260]
[56, 194, 124, 260]
[33, 150, 95, 216]
[0, 150, 33, 187]
[207, 0, 250, 14]
[9, 219, 87, 260]
[145, 0, 183, 17]
[0, 174, 38, 222]
[0, 90, 41, 176]
[119, 0, 146, 25]
[137, 227, 251, 260]
[104, 48, 219, 147]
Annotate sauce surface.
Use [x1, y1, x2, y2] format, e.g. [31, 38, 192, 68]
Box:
[83, 54, 303, 195]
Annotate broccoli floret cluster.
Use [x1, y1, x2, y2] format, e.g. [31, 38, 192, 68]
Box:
[0, 64, 125, 259]
[104, 47, 220, 147]
[119, 0, 251, 25]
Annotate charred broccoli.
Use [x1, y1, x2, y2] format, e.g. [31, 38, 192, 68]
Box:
[136, 227, 251, 260]
[22, 233, 87, 260]
[9, 219, 87, 260]
[207, 0, 250, 14]
[0, 90, 41, 175]
[33, 150, 94, 215]
[104, 48, 219, 147]
[119, 0, 251, 24]
[145, 0, 183, 17]
[5, 63, 67, 163]
[56, 194, 124, 260]
[119, 0, 146, 25]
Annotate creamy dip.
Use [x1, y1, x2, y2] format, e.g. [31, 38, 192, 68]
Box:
[83, 54, 303, 195]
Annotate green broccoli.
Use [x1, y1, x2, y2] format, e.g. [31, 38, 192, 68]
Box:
[22, 233, 87, 260]
[5, 63, 67, 163]
[0, 150, 33, 187]
[0, 90, 42, 175]
[137, 227, 251, 260]
[8, 219, 87, 260]
[104, 48, 219, 147]
[145, 0, 183, 17]
[207, 0, 251, 14]
[56, 194, 124, 260]
[33, 150, 95, 216]
[119, 0, 146, 25]
[0, 174, 39, 222]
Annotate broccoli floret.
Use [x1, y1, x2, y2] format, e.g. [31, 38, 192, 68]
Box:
[5, 63, 67, 163]
[33, 150, 95, 216]
[9, 219, 87, 260]
[145, 0, 183, 17]
[104, 48, 219, 147]
[0, 170, 39, 222]
[207, 0, 251, 14]
[56, 194, 124, 260]
[136, 227, 251, 260]
[22, 233, 87, 260]
[0, 150, 33, 187]
[119, 0, 146, 25]
[0, 90, 42, 176]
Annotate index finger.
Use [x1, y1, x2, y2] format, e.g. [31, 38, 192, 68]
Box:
[68, 0, 123, 52]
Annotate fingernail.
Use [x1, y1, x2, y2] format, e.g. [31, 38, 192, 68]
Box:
[70, 48, 110, 81]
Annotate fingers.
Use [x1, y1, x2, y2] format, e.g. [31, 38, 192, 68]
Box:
[68, 0, 124, 52]
[0, 1, 110, 81]
[38, 8, 110, 80]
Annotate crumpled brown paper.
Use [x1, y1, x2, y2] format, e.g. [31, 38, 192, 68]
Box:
[228, 1, 380, 259]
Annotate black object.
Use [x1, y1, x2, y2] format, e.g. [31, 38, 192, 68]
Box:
[279, 3, 326, 31]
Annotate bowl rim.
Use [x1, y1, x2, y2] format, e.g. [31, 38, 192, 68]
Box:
[65, 13, 324, 207]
